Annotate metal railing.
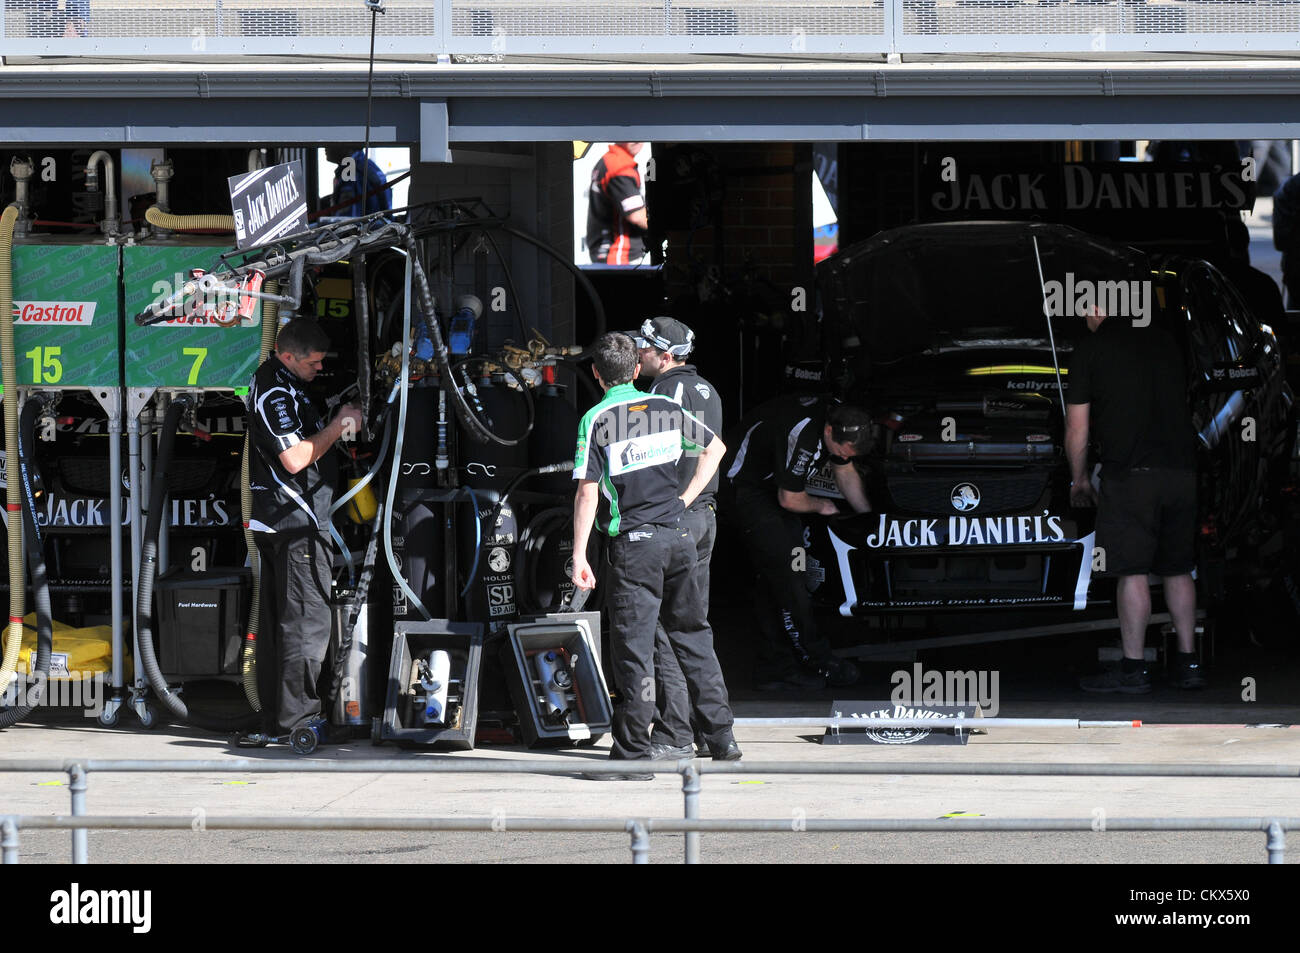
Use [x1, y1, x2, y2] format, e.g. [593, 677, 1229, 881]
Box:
[1, 1, 1299, 58]
[2, 757, 1296, 864]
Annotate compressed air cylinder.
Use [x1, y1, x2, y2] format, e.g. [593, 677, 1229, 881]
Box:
[533, 650, 571, 718]
[527, 384, 579, 496]
[422, 649, 451, 724]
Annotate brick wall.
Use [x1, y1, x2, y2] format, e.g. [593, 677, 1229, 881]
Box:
[658, 142, 813, 306]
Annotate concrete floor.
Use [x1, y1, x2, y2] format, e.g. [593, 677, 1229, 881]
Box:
[2, 696, 1297, 865]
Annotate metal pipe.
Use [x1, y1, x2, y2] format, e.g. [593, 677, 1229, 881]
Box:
[9, 157, 34, 239]
[4, 758, 1299, 779]
[67, 763, 87, 864]
[127, 403, 144, 698]
[1, 818, 16, 865]
[735, 717, 1141, 729]
[85, 150, 118, 236]
[628, 820, 650, 864]
[681, 762, 701, 865]
[107, 394, 124, 706]
[1267, 819, 1286, 864]
[7, 814, 1299, 835]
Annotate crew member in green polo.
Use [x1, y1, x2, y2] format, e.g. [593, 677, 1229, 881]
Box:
[571, 332, 740, 778]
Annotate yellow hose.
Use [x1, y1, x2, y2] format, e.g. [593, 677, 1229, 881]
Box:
[0, 206, 24, 691]
[240, 279, 280, 711]
[145, 207, 235, 233]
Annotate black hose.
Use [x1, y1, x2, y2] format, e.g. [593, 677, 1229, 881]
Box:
[400, 230, 518, 447]
[134, 399, 257, 732]
[0, 400, 52, 729]
[353, 254, 372, 437]
[514, 505, 605, 616]
[496, 223, 607, 351]
[481, 459, 574, 549]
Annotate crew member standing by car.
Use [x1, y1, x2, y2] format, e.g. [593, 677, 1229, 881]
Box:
[723, 396, 873, 691]
[586, 142, 648, 265]
[571, 332, 740, 779]
[632, 316, 722, 759]
[241, 318, 362, 745]
[1067, 307, 1206, 692]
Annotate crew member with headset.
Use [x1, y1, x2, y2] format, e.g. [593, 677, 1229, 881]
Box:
[571, 332, 740, 779]
[632, 316, 722, 760]
[722, 395, 873, 691]
[240, 318, 362, 746]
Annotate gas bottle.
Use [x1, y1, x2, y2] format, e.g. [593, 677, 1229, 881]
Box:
[528, 383, 579, 497]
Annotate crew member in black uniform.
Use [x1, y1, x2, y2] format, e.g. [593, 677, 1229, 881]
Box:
[632, 317, 721, 759]
[1067, 306, 1205, 692]
[242, 318, 361, 745]
[723, 395, 873, 691]
[571, 332, 739, 779]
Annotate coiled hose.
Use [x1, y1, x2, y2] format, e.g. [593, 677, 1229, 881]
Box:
[137, 399, 257, 732]
[0, 205, 23, 694]
[239, 278, 281, 712]
[0, 400, 53, 728]
[144, 207, 235, 233]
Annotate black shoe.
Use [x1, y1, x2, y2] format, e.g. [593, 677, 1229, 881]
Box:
[649, 742, 695, 760]
[754, 670, 826, 692]
[821, 658, 861, 688]
[1079, 666, 1152, 694]
[234, 731, 275, 748]
[1173, 659, 1207, 690]
[708, 740, 743, 761]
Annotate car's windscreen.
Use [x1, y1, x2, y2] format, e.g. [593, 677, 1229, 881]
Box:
[821, 225, 1151, 366]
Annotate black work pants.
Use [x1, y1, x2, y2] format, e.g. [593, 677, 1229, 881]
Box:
[731, 485, 834, 680]
[254, 531, 333, 736]
[605, 520, 734, 761]
[652, 503, 716, 748]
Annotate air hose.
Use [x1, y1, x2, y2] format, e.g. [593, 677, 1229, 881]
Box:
[400, 230, 522, 447]
[0, 399, 54, 728]
[514, 506, 605, 615]
[144, 207, 235, 233]
[0, 205, 25, 696]
[137, 398, 256, 732]
[239, 278, 282, 712]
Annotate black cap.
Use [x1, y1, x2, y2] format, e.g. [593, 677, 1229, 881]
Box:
[631, 316, 695, 358]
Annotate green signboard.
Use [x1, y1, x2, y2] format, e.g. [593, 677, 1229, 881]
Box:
[123, 245, 263, 389]
[12, 243, 121, 389]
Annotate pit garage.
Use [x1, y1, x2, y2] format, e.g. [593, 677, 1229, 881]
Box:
[1, 0, 1298, 746]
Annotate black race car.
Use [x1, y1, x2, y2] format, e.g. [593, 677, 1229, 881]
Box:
[802, 221, 1292, 620]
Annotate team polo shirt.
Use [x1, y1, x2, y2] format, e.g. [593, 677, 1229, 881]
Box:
[650, 364, 723, 506]
[724, 394, 827, 493]
[573, 382, 717, 537]
[247, 356, 337, 534]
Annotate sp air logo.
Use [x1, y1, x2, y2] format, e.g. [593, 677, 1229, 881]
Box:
[951, 483, 981, 512]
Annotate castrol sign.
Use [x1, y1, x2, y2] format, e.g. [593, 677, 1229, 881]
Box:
[13, 301, 97, 326]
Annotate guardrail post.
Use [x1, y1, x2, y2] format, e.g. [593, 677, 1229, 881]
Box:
[68, 763, 88, 864]
[628, 820, 650, 864]
[681, 762, 701, 864]
[1266, 820, 1286, 864]
[436, 0, 454, 55]
[2, 817, 18, 864]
